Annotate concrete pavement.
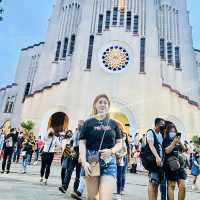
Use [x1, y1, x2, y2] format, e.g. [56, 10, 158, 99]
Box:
[0, 162, 199, 200]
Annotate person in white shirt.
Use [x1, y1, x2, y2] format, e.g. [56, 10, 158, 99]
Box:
[40, 128, 60, 185]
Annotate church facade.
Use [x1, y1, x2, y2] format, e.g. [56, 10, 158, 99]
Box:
[0, 0, 200, 138]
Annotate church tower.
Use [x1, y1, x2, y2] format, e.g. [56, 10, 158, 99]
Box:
[33, 0, 199, 101]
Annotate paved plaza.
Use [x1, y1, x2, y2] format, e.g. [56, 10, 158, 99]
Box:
[0, 162, 199, 200]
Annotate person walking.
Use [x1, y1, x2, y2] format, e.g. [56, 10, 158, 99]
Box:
[21, 139, 33, 173]
[1, 128, 17, 174]
[146, 118, 165, 200]
[116, 132, 127, 199]
[33, 136, 44, 165]
[79, 94, 122, 200]
[59, 121, 83, 194]
[28, 133, 36, 165]
[13, 132, 24, 163]
[60, 130, 73, 185]
[40, 128, 60, 185]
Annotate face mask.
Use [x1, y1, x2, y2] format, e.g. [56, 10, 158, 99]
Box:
[169, 132, 176, 138]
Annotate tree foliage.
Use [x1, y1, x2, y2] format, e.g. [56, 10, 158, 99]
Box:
[192, 135, 200, 152]
[21, 120, 34, 137]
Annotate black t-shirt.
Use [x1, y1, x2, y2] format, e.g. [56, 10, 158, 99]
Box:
[3, 133, 16, 149]
[23, 143, 33, 155]
[17, 137, 24, 149]
[79, 117, 122, 151]
[163, 137, 182, 159]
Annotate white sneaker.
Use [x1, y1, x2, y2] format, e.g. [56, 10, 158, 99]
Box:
[33, 161, 38, 165]
[115, 194, 122, 200]
[40, 178, 43, 183]
[192, 184, 197, 191]
[44, 179, 48, 185]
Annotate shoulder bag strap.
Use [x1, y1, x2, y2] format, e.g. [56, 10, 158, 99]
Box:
[47, 137, 54, 153]
[98, 119, 110, 152]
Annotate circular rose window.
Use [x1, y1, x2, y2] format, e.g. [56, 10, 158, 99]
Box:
[101, 46, 129, 72]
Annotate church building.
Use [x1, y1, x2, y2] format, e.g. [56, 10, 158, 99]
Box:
[0, 0, 200, 138]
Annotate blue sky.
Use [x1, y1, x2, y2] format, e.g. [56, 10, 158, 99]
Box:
[0, 0, 200, 87]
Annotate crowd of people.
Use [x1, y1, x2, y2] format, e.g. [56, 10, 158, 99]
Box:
[0, 128, 45, 173]
[0, 94, 200, 200]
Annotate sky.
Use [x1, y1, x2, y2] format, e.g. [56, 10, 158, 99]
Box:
[0, 0, 200, 87]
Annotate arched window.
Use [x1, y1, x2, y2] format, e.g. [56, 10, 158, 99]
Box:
[55, 41, 61, 61]
[105, 11, 111, 30]
[175, 47, 181, 68]
[160, 38, 165, 60]
[140, 38, 146, 73]
[98, 14, 104, 33]
[86, 35, 94, 69]
[69, 35, 76, 55]
[4, 97, 10, 113]
[133, 15, 139, 34]
[23, 82, 31, 102]
[119, 9, 125, 26]
[126, 11, 132, 31]
[167, 42, 173, 65]
[8, 96, 15, 113]
[112, 7, 118, 26]
[62, 37, 68, 58]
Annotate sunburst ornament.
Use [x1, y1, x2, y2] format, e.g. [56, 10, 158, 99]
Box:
[101, 46, 129, 72]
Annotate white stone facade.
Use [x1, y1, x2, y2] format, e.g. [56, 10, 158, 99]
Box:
[0, 0, 200, 138]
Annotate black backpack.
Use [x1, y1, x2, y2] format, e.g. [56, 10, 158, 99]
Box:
[140, 129, 161, 172]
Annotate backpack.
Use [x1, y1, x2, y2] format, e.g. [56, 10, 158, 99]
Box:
[140, 129, 161, 172]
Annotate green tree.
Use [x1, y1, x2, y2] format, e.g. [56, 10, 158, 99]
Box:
[192, 135, 200, 152]
[21, 120, 35, 138]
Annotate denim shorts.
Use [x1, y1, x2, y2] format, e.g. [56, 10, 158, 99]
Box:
[81, 149, 117, 178]
[149, 168, 165, 185]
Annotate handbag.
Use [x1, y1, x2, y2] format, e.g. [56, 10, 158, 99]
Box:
[88, 153, 101, 176]
[167, 156, 180, 171]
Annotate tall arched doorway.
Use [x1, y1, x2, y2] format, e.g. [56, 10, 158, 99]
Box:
[48, 112, 69, 133]
[110, 99, 137, 137]
[110, 112, 130, 134]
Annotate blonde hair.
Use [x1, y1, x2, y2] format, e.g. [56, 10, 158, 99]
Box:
[92, 94, 111, 117]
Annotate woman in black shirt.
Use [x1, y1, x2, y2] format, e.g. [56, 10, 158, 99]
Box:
[79, 94, 122, 200]
[163, 124, 187, 200]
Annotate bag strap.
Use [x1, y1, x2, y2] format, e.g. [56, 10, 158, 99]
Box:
[47, 137, 54, 153]
[147, 129, 162, 155]
[98, 118, 110, 152]
[147, 129, 161, 145]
